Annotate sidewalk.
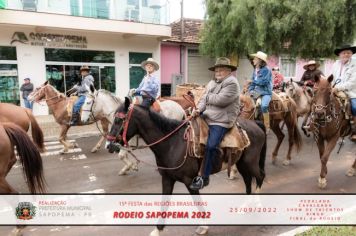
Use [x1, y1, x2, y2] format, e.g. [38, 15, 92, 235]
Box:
[35, 115, 102, 141]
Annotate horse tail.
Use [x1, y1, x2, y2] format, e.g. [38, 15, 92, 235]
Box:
[3, 123, 46, 193]
[25, 109, 45, 152]
[254, 120, 267, 175]
[289, 102, 302, 152]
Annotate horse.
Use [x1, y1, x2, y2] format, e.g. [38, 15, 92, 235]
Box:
[81, 85, 186, 175]
[160, 91, 196, 113]
[239, 91, 302, 166]
[0, 122, 46, 193]
[0, 103, 44, 151]
[309, 74, 354, 189]
[285, 80, 313, 137]
[107, 97, 266, 236]
[27, 81, 111, 153]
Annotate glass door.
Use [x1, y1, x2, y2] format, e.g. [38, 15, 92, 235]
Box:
[0, 64, 20, 105]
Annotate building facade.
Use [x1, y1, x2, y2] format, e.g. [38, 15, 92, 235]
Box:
[0, 0, 170, 115]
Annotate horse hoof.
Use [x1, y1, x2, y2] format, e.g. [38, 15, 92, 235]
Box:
[318, 177, 327, 189]
[283, 160, 290, 166]
[195, 226, 209, 235]
[149, 228, 161, 236]
[255, 187, 261, 194]
[59, 149, 68, 155]
[131, 164, 139, 171]
[118, 170, 128, 176]
[272, 156, 277, 165]
[346, 168, 355, 177]
[91, 147, 98, 153]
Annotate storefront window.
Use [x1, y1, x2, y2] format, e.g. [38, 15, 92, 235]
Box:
[0, 46, 17, 60]
[45, 48, 114, 63]
[129, 52, 152, 88]
[0, 64, 19, 105]
[46, 65, 115, 94]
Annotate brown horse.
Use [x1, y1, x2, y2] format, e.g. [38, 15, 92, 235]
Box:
[0, 122, 46, 193]
[239, 92, 302, 165]
[160, 91, 196, 113]
[0, 103, 44, 152]
[310, 75, 354, 188]
[28, 81, 110, 153]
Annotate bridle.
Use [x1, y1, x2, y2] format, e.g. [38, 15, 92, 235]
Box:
[106, 104, 193, 170]
[31, 84, 63, 106]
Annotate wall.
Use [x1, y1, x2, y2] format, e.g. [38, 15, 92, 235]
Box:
[160, 44, 180, 84]
[0, 25, 160, 115]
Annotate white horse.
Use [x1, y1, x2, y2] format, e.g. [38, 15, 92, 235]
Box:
[81, 85, 186, 175]
[285, 80, 313, 137]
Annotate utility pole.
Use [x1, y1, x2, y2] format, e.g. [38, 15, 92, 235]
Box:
[180, 0, 185, 82]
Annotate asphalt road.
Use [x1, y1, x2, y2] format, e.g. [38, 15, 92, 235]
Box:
[1, 130, 355, 236]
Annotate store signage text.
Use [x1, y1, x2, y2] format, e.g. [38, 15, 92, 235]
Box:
[10, 32, 87, 48]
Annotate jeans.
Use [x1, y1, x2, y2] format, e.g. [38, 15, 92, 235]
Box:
[351, 98, 356, 116]
[203, 125, 229, 178]
[73, 95, 86, 113]
[261, 95, 272, 113]
[23, 98, 33, 110]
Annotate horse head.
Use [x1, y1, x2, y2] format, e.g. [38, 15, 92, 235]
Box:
[28, 81, 49, 102]
[106, 97, 132, 153]
[312, 74, 334, 120]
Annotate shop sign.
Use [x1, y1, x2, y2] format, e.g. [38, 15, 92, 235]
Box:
[10, 32, 87, 49]
[0, 70, 18, 76]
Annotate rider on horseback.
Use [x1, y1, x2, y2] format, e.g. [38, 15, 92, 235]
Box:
[129, 58, 160, 108]
[70, 65, 94, 126]
[300, 60, 324, 97]
[189, 57, 239, 191]
[248, 51, 273, 133]
[331, 44, 356, 141]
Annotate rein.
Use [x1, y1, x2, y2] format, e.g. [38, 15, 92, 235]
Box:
[108, 105, 194, 170]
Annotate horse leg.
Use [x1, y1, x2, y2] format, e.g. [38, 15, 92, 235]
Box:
[236, 161, 252, 194]
[117, 149, 136, 175]
[91, 120, 109, 153]
[346, 158, 356, 177]
[150, 177, 176, 236]
[59, 125, 71, 153]
[271, 121, 284, 165]
[301, 113, 310, 137]
[318, 137, 338, 189]
[228, 165, 238, 180]
[283, 120, 295, 166]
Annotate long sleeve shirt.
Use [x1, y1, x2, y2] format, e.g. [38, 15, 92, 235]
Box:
[332, 59, 356, 98]
[136, 74, 160, 98]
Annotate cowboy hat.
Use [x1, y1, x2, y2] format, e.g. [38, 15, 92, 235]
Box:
[208, 57, 237, 71]
[334, 44, 356, 55]
[141, 58, 159, 71]
[249, 51, 268, 63]
[80, 65, 90, 72]
[303, 60, 320, 70]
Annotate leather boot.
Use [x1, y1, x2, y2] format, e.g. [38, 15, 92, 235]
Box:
[70, 112, 80, 126]
[263, 112, 270, 133]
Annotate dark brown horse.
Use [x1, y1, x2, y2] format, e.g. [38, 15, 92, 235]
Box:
[0, 103, 44, 151]
[310, 75, 354, 188]
[0, 122, 46, 193]
[28, 81, 110, 153]
[107, 98, 267, 236]
[239, 91, 302, 166]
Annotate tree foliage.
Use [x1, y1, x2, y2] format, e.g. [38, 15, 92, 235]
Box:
[200, 0, 356, 59]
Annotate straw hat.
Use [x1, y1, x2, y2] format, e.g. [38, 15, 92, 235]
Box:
[334, 44, 356, 56]
[303, 60, 320, 70]
[208, 57, 237, 71]
[80, 65, 90, 72]
[249, 51, 268, 63]
[141, 58, 159, 71]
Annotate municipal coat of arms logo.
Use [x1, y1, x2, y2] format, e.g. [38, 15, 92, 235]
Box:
[15, 202, 36, 220]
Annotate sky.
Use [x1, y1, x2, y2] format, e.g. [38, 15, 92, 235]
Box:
[167, 0, 205, 23]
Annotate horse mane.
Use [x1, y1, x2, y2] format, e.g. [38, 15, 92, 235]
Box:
[47, 84, 66, 98]
[97, 89, 122, 103]
[148, 108, 183, 133]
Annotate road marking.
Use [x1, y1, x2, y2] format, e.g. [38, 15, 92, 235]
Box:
[44, 140, 75, 145]
[41, 148, 83, 157]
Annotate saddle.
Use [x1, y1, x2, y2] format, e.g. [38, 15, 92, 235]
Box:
[187, 117, 250, 177]
[256, 92, 291, 117]
[132, 96, 161, 112]
[67, 96, 78, 117]
[334, 91, 352, 120]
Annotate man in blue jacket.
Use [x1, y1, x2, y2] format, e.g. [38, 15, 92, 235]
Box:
[248, 51, 273, 132]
